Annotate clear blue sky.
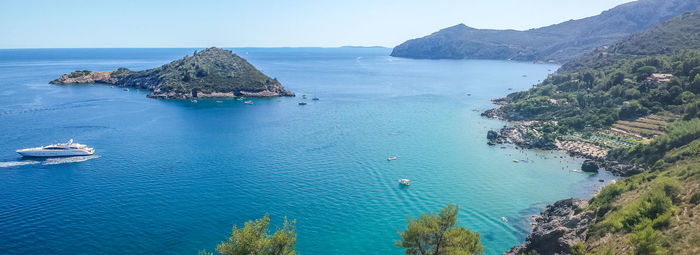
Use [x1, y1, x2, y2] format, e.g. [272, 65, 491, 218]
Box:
[0, 0, 635, 48]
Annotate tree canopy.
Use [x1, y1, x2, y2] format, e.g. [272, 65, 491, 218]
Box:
[396, 204, 483, 255]
[204, 214, 297, 255]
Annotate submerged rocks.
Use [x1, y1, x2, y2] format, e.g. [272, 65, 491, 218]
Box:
[581, 160, 599, 172]
[505, 198, 595, 255]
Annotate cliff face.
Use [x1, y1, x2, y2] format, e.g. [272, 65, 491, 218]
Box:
[391, 0, 700, 62]
[50, 47, 295, 99]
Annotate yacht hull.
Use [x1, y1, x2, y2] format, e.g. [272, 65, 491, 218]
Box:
[17, 149, 94, 157]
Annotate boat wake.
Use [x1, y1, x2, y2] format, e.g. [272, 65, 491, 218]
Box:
[0, 160, 41, 168]
[42, 155, 100, 165]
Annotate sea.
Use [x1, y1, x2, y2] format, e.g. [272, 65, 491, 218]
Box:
[0, 47, 616, 254]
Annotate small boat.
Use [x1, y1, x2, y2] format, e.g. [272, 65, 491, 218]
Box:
[216, 100, 223, 103]
[236, 97, 246, 101]
[244, 100, 253, 105]
[110, 85, 115, 88]
[298, 101, 307, 105]
[467, 93, 471, 96]
[398, 179, 411, 186]
[17, 139, 94, 157]
[472, 109, 480, 112]
[387, 156, 397, 161]
[312, 97, 319, 101]
[507, 88, 513, 90]
[191, 100, 198, 103]
[501, 217, 508, 223]
[513, 159, 519, 163]
[123, 88, 129, 91]
[522, 74, 527, 77]
[302, 94, 307, 99]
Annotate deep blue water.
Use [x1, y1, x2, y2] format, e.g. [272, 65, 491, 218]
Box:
[0, 48, 615, 254]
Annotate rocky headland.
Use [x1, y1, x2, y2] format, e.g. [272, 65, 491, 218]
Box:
[505, 199, 594, 255]
[50, 47, 295, 99]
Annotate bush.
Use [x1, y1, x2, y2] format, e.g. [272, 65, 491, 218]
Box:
[691, 192, 700, 205]
[628, 225, 666, 255]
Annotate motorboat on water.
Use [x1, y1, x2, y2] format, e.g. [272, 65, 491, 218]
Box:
[244, 100, 254, 104]
[387, 156, 397, 161]
[298, 101, 307, 105]
[398, 179, 411, 186]
[312, 97, 319, 101]
[16, 139, 94, 157]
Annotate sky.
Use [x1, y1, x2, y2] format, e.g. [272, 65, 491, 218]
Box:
[0, 0, 636, 49]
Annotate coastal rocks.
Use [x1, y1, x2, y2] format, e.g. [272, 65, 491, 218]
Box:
[581, 160, 599, 172]
[486, 125, 557, 150]
[600, 160, 644, 177]
[50, 71, 118, 85]
[505, 198, 595, 255]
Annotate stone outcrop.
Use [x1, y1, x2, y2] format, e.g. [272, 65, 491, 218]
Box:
[505, 198, 595, 255]
[50, 71, 118, 85]
[581, 160, 599, 172]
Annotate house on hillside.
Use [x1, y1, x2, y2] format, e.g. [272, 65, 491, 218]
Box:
[647, 73, 673, 83]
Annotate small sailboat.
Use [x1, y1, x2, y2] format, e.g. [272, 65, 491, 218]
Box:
[398, 179, 411, 186]
[387, 156, 397, 161]
[298, 101, 307, 105]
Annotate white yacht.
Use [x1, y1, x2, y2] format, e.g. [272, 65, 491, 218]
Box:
[17, 139, 95, 157]
[398, 179, 411, 186]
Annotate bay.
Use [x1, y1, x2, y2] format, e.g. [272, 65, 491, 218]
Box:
[0, 48, 615, 254]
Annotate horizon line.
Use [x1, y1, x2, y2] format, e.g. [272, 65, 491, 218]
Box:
[0, 45, 392, 50]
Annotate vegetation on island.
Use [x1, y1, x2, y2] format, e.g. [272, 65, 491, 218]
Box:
[51, 47, 294, 99]
[391, 0, 700, 62]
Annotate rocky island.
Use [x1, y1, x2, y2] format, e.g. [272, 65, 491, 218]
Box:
[50, 47, 294, 99]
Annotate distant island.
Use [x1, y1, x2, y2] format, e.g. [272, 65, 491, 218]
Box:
[390, 0, 700, 63]
[50, 47, 294, 99]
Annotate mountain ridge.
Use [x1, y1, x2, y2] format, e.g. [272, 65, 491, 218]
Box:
[391, 0, 700, 62]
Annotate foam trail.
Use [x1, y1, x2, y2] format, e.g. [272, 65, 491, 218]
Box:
[42, 155, 100, 165]
[0, 161, 41, 167]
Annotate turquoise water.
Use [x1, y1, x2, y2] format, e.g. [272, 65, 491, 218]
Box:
[0, 48, 615, 254]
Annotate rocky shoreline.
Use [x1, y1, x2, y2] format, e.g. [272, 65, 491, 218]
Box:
[505, 199, 595, 255]
[481, 103, 646, 254]
[482, 106, 643, 177]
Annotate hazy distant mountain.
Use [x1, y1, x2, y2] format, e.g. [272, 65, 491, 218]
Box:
[390, 0, 700, 62]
